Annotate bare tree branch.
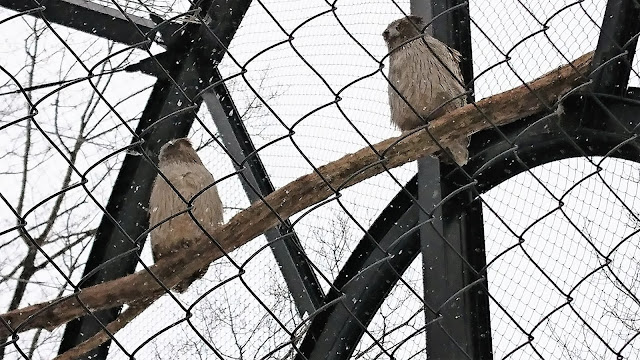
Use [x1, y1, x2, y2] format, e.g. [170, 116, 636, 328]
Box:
[0, 51, 594, 346]
[52, 296, 158, 360]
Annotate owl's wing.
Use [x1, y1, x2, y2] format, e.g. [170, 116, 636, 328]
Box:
[180, 167, 224, 226]
[178, 167, 215, 200]
[442, 45, 464, 83]
[149, 174, 172, 228]
[446, 45, 462, 63]
[149, 166, 209, 225]
[150, 163, 223, 233]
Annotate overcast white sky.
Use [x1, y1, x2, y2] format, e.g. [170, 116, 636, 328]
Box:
[2, 0, 640, 359]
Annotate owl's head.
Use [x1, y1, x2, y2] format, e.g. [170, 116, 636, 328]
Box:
[383, 15, 426, 51]
[158, 137, 203, 164]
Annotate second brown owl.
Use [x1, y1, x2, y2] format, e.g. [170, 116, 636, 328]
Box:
[383, 15, 469, 166]
[149, 138, 224, 293]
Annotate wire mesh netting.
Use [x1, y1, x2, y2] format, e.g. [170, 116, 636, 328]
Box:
[0, 0, 639, 359]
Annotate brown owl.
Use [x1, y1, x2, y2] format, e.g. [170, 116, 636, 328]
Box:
[149, 138, 224, 293]
[383, 15, 469, 166]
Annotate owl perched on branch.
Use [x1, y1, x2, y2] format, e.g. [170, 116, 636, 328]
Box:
[149, 138, 224, 293]
[383, 15, 469, 166]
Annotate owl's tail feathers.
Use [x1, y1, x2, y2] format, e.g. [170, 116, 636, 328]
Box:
[440, 138, 469, 167]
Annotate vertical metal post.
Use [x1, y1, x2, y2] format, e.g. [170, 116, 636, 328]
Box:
[412, 1, 492, 358]
[412, 0, 474, 100]
[582, 0, 640, 131]
[418, 158, 456, 358]
[439, 173, 493, 359]
[589, 0, 640, 98]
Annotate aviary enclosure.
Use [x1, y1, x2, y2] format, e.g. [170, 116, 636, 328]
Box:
[0, 0, 639, 359]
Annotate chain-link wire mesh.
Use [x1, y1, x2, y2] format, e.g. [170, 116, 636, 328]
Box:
[0, 0, 638, 359]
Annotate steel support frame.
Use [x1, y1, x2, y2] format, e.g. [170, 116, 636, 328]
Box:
[0, 0, 323, 357]
[590, 0, 640, 97]
[3, 0, 639, 358]
[119, 0, 326, 317]
[414, 1, 491, 358]
[51, 1, 251, 358]
[58, 54, 203, 359]
[58, 17, 209, 360]
[468, 97, 640, 191]
[411, 0, 474, 101]
[296, 95, 640, 360]
[63, 0, 639, 359]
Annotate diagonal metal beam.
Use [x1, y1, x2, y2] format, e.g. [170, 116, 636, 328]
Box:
[59, 61, 202, 360]
[0, 0, 158, 49]
[203, 70, 324, 315]
[58, 50, 205, 360]
[132, 0, 326, 317]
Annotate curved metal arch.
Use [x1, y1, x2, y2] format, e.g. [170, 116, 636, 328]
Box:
[459, 98, 640, 193]
[297, 97, 640, 360]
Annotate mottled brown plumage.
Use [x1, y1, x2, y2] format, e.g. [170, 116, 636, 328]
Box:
[383, 15, 469, 166]
[149, 138, 224, 293]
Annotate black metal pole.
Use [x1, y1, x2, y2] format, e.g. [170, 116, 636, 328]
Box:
[412, 0, 492, 358]
[582, 0, 640, 131]
[589, 0, 640, 98]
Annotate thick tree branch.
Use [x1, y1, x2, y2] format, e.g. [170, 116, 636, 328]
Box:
[0, 51, 593, 341]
